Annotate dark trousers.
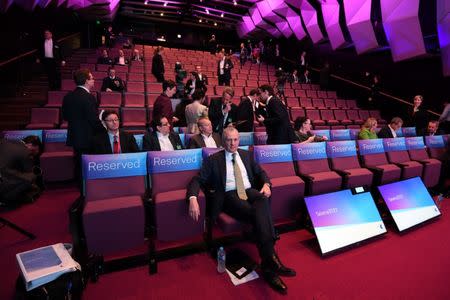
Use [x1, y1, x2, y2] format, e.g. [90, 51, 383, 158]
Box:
[154, 73, 165, 83]
[42, 58, 61, 90]
[223, 188, 276, 259]
[218, 74, 230, 86]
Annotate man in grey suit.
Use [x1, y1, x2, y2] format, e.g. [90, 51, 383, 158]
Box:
[187, 117, 222, 149]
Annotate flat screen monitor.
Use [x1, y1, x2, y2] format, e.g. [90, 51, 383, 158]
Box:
[304, 189, 386, 255]
[378, 177, 440, 231]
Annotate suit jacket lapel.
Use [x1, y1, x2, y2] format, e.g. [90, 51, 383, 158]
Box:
[218, 151, 226, 188]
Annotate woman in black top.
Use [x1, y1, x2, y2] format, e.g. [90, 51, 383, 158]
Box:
[408, 95, 428, 134]
[293, 116, 328, 143]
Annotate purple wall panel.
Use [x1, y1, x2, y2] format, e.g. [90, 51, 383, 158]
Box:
[344, 0, 379, 54]
[286, 8, 307, 40]
[381, 0, 426, 62]
[257, 0, 284, 24]
[276, 21, 293, 38]
[321, 0, 346, 50]
[300, 0, 323, 43]
[284, 0, 300, 10]
[437, 0, 450, 76]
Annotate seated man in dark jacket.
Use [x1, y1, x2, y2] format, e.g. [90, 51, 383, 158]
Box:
[188, 117, 222, 149]
[101, 67, 125, 92]
[378, 117, 403, 138]
[142, 116, 184, 151]
[97, 49, 113, 65]
[90, 110, 139, 154]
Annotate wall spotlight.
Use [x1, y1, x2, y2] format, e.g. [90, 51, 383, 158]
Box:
[160, 12, 164, 16]
[214, 22, 217, 26]
[163, 2, 168, 7]
[177, 34, 181, 38]
[199, 19, 202, 23]
[206, 9, 209, 14]
[220, 12, 224, 18]
[233, 0, 237, 6]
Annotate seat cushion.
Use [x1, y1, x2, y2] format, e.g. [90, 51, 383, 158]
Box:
[376, 164, 402, 184]
[308, 171, 342, 195]
[40, 151, 74, 182]
[216, 213, 242, 234]
[270, 176, 305, 220]
[398, 161, 423, 179]
[343, 168, 374, 188]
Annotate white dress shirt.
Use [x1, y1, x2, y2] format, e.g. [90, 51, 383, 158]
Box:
[44, 39, 53, 58]
[388, 125, 397, 138]
[202, 134, 217, 148]
[157, 132, 174, 151]
[225, 151, 251, 192]
[219, 58, 225, 75]
[118, 57, 125, 65]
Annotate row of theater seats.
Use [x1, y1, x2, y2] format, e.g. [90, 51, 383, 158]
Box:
[79, 136, 447, 266]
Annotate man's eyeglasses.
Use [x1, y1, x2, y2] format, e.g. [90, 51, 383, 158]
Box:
[160, 123, 170, 127]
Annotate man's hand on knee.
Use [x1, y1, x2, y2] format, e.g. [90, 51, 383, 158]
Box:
[189, 196, 201, 221]
[260, 183, 271, 198]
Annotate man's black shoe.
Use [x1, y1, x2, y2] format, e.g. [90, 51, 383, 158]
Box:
[263, 253, 296, 277]
[262, 269, 287, 295]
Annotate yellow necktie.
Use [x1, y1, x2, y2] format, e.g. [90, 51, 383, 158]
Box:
[232, 153, 248, 200]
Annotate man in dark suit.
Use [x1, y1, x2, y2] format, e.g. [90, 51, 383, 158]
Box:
[208, 87, 238, 135]
[36, 29, 65, 90]
[187, 127, 295, 294]
[152, 46, 165, 82]
[153, 80, 178, 126]
[217, 51, 233, 86]
[196, 65, 209, 86]
[188, 117, 222, 149]
[62, 69, 105, 186]
[421, 120, 445, 136]
[142, 116, 184, 151]
[236, 89, 260, 132]
[378, 117, 403, 138]
[97, 49, 113, 65]
[101, 67, 125, 92]
[90, 110, 139, 154]
[257, 85, 296, 145]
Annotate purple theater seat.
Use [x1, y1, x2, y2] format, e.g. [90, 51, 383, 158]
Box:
[358, 139, 401, 185]
[292, 143, 342, 195]
[147, 82, 162, 94]
[295, 90, 307, 98]
[124, 92, 145, 107]
[425, 136, 447, 160]
[327, 91, 337, 98]
[148, 149, 206, 242]
[320, 110, 339, 125]
[81, 153, 147, 256]
[317, 91, 328, 98]
[26, 108, 60, 129]
[346, 110, 364, 125]
[335, 99, 347, 109]
[61, 79, 76, 91]
[324, 98, 337, 109]
[290, 108, 305, 121]
[40, 137, 74, 182]
[327, 141, 373, 188]
[383, 138, 423, 180]
[46, 91, 67, 107]
[300, 98, 314, 109]
[306, 90, 317, 98]
[406, 137, 442, 187]
[306, 110, 326, 126]
[254, 145, 305, 221]
[100, 92, 122, 108]
[128, 73, 144, 82]
[333, 110, 352, 125]
[126, 81, 145, 93]
[120, 108, 147, 129]
[346, 99, 358, 109]
[312, 98, 326, 109]
[287, 97, 300, 108]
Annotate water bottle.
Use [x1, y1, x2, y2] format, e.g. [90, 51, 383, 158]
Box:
[217, 247, 226, 273]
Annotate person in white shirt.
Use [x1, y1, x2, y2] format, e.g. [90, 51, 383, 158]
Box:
[187, 117, 222, 148]
[36, 29, 65, 90]
[378, 117, 403, 138]
[142, 116, 184, 151]
[115, 49, 129, 65]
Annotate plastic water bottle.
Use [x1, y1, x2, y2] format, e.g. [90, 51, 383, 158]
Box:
[436, 193, 444, 209]
[217, 247, 226, 273]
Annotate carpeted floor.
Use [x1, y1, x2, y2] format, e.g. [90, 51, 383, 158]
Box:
[1, 185, 450, 300]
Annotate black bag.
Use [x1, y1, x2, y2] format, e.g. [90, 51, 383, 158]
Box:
[14, 270, 84, 300]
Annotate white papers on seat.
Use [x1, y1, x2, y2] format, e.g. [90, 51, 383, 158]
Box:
[16, 243, 81, 291]
[226, 269, 259, 286]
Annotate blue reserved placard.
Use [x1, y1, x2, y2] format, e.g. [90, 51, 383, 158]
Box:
[326, 140, 357, 158]
[349, 129, 360, 140]
[357, 139, 385, 155]
[330, 129, 350, 141]
[134, 134, 144, 151]
[239, 132, 254, 146]
[292, 142, 327, 161]
[383, 137, 406, 152]
[44, 129, 67, 143]
[402, 127, 416, 137]
[179, 133, 185, 147]
[3, 130, 43, 141]
[82, 152, 147, 179]
[310, 130, 331, 141]
[395, 128, 403, 137]
[185, 134, 195, 146]
[405, 137, 425, 150]
[253, 144, 292, 164]
[148, 149, 202, 173]
[202, 147, 222, 158]
[425, 135, 445, 148]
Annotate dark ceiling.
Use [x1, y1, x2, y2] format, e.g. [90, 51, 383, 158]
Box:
[119, 0, 258, 29]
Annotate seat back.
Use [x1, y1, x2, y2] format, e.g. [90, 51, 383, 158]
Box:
[357, 139, 388, 166]
[350, 129, 360, 140]
[334, 110, 348, 120]
[346, 110, 360, 120]
[83, 153, 147, 201]
[239, 132, 254, 146]
[100, 92, 122, 107]
[330, 129, 351, 141]
[310, 129, 330, 140]
[405, 136, 428, 160]
[358, 110, 370, 120]
[127, 81, 145, 93]
[402, 127, 417, 137]
[327, 140, 361, 170]
[2, 129, 43, 142]
[292, 142, 331, 174]
[383, 137, 410, 163]
[425, 135, 446, 159]
[148, 149, 203, 195]
[324, 98, 336, 108]
[306, 109, 321, 120]
[47, 91, 67, 107]
[253, 144, 295, 177]
[312, 98, 325, 108]
[253, 132, 268, 145]
[30, 108, 60, 125]
[43, 129, 72, 152]
[124, 92, 145, 107]
[320, 109, 335, 120]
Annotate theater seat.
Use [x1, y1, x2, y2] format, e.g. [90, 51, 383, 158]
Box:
[26, 108, 60, 129]
[406, 137, 442, 187]
[327, 141, 373, 188]
[254, 144, 305, 221]
[383, 138, 423, 180]
[292, 143, 342, 195]
[358, 139, 401, 185]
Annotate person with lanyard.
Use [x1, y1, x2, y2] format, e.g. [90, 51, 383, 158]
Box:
[90, 110, 139, 154]
[187, 117, 223, 149]
[142, 116, 184, 151]
[208, 87, 237, 134]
